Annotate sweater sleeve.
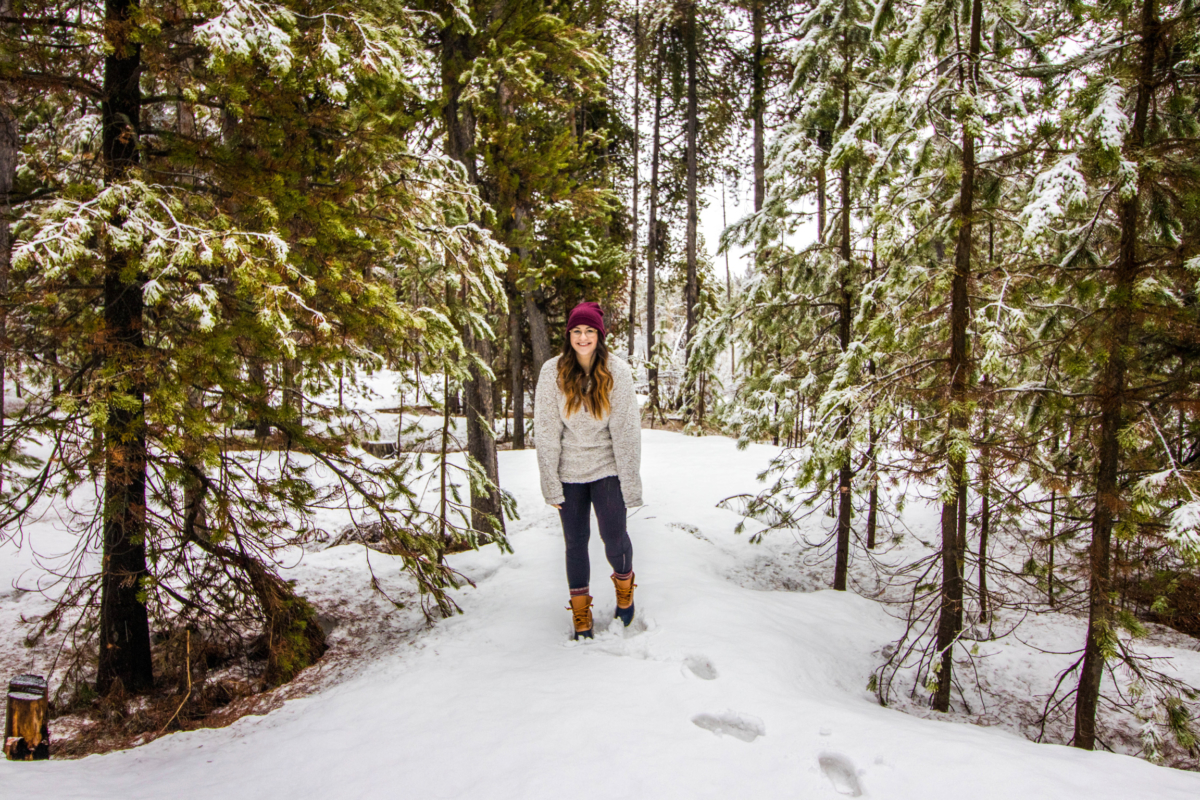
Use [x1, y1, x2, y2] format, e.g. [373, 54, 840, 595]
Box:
[534, 359, 565, 506]
[608, 358, 643, 507]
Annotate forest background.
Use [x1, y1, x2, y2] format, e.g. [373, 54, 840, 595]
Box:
[1, 0, 1199, 769]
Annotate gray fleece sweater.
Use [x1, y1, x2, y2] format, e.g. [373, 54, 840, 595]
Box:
[534, 354, 643, 508]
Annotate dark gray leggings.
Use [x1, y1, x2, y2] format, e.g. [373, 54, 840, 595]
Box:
[559, 476, 633, 590]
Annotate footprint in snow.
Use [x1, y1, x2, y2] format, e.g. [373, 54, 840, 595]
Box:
[565, 614, 655, 653]
[691, 711, 765, 742]
[614, 614, 652, 636]
[818, 752, 863, 797]
[682, 655, 718, 680]
[668, 522, 710, 542]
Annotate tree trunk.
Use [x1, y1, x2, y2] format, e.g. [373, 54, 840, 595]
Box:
[1074, 0, 1157, 751]
[933, 0, 982, 713]
[865, 214, 880, 550]
[751, 0, 765, 213]
[646, 30, 663, 412]
[722, 182, 734, 376]
[866, 362, 878, 550]
[0, 101, 16, 496]
[816, 130, 830, 241]
[752, 1, 770, 439]
[832, 45, 854, 592]
[463, 319, 502, 537]
[250, 360, 271, 437]
[441, 23, 480, 186]
[832, 162, 852, 588]
[1048, 487, 1057, 606]
[442, 16, 503, 538]
[524, 289, 552, 377]
[628, 3, 641, 358]
[509, 296, 525, 450]
[978, 405, 991, 623]
[96, 0, 154, 694]
[683, 2, 699, 362]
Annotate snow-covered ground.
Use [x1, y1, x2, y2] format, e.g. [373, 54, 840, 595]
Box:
[2, 428, 1199, 798]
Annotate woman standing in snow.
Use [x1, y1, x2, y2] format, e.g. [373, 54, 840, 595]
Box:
[535, 301, 643, 640]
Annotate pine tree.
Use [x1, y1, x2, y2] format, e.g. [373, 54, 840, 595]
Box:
[1011, 0, 1200, 751]
[5, 0, 510, 690]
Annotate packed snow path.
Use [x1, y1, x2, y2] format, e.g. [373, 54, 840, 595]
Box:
[4, 431, 1200, 798]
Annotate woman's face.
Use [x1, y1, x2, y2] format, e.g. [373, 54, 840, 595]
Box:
[569, 325, 599, 361]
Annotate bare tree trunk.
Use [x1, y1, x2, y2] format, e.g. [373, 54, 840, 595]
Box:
[628, 2, 641, 358]
[866, 361, 878, 550]
[866, 221, 880, 550]
[752, 1, 768, 438]
[751, 0, 764, 213]
[518, 199, 552, 381]
[524, 289, 552, 377]
[810, 128, 829, 450]
[509, 296, 525, 450]
[282, 358, 302, 424]
[832, 44, 854, 592]
[978, 227, 996, 622]
[683, 1, 699, 362]
[646, 29, 663, 413]
[978, 397, 991, 622]
[442, 16, 503, 538]
[722, 181, 734, 375]
[1074, 0, 1157, 751]
[183, 388, 210, 540]
[249, 360, 271, 437]
[816, 131, 829, 242]
[464, 325, 503, 536]
[933, 0, 982, 713]
[833, 202, 853, 589]
[0, 101, 16, 496]
[1048, 478, 1057, 606]
[96, 0, 154, 694]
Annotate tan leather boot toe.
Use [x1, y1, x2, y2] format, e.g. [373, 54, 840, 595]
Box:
[569, 594, 594, 640]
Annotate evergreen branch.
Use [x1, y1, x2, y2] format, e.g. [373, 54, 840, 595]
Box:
[0, 15, 98, 31]
[9, 71, 102, 100]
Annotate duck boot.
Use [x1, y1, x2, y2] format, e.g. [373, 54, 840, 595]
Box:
[569, 594, 594, 640]
[612, 572, 636, 627]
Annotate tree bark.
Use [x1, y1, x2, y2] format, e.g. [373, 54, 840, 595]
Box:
[816, 130, 830, 241]
[249, 360, 271, 438]
[683, 1, 699, 361]
[96, 0, 154, 694]
[509, 295, 525, 449]
[442, 15, 502, 538]
[646, 29, 663, 412]
[832, 42, 854, 592]
[978, 402, 991, 623]
[628, 2, 641, 358]
[1074, 0, 1157, 751]
[722, 182, 735, 375]
[524, 289, 552, 377]
[751, 0, 765, 213]
[4, 675, 49, 761]
[1048, 486, 1057, 606]
[464, 325, 502, 536]
[0, 101, 16, 495]
[932, 0, 982, 713]
[832, 173, 852, 588]
[866, 360, 878, 550]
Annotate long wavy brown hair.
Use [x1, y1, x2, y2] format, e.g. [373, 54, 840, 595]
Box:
[558, 335, 613, 420]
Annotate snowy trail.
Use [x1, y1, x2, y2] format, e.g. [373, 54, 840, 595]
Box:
[3, 431, 1200, 798]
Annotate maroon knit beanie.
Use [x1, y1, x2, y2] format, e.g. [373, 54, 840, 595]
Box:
[566, 301, 605, 338]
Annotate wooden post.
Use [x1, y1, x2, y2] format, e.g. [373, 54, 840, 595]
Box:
[5, 674, 49, 760]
